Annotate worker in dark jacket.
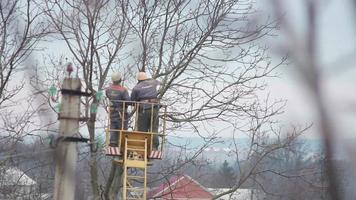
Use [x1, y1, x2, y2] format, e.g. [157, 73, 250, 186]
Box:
[106, 72, 130, 147]
[131, 72, 161, 150]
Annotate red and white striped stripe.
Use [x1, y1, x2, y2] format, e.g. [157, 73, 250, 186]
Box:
[105, 147, 121, 156]
[149, 150, 162, 159]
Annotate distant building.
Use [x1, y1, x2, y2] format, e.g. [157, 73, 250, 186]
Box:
[0, 167, 37, 199]
[209, 188, 265, 200]
[148, 174, 214, 199]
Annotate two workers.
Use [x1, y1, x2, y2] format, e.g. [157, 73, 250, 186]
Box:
[106, 71, 160, 150]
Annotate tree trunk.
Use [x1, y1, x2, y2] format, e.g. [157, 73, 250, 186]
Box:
[90, 151, 100, 199]
[88, 107, 100, 199]
[104, 162, 123, 200]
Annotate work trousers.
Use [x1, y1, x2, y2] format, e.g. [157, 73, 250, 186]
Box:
[137, 106, 159, 149]
[110, 109, 128, 147]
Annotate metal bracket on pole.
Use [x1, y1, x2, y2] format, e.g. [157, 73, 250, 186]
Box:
[60, 136, 90, 143]
[57, 115, 89, 121]
[61, 89, 91, 96]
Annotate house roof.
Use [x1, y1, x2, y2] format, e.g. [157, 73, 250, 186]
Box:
[0, 167, 36, 186]
[148, 174, 213, 199]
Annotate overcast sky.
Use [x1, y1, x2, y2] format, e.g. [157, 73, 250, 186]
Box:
[260, 0, 356, 139]
[31, 1, 356, 140]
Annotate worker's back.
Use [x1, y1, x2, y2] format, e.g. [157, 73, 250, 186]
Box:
[106, 84, 130, 110]
[131, 79, 160, 102]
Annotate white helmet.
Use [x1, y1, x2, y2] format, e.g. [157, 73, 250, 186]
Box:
[137, 72, 148, 81]
[111, 72, 121, 82]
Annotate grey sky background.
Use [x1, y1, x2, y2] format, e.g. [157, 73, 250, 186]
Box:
[261, 0, 356, 139]
[30, 1, 356, 140]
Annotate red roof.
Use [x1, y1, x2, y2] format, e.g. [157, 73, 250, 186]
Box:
[148, 175, 213, 199]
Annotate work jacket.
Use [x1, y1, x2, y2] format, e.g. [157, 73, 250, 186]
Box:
[106, 84, 130, 111]
[131, 79, 160, 108]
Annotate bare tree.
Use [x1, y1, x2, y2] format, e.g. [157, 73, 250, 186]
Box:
[0, 0, 48, 171]
[0, 0, 45, 105]
[119, 2, 312, 199]
[0, 0, 46, 132]
[254, 136, 328, 199]
[41, 0, 131, 198]
[0, 1, 55, 197]
[2, 0, 352, 199]
[37, 0, 308, 199]
[270, 1, 356, 199]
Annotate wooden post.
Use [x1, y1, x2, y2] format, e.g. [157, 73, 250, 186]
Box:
[54, 78, 81, 200]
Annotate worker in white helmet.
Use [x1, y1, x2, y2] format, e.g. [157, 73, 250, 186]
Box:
[106, 72, 130, 147]
[131, 71, 161, 150]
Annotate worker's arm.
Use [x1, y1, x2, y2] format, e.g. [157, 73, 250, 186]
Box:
[122, 88, 132, 107]
[123, 89, 130, 101]
[131, 87, 138, 102]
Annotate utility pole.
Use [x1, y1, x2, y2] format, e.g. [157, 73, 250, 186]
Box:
[54, 77, 81, 200]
